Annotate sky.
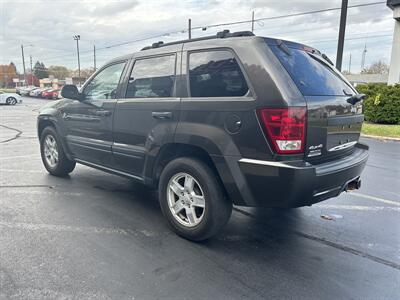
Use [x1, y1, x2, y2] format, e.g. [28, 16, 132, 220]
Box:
[0, 0, 394, 74]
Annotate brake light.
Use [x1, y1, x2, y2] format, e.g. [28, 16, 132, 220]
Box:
[257, 107, 306, 154]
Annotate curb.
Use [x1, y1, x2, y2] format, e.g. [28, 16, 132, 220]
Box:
[361, 134, 400, 142]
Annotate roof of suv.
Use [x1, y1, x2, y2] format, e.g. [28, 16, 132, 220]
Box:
[106, 29, 318, 65]
[108, 30, 257, 64]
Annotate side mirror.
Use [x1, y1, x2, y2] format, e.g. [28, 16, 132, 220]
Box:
[61, 85, 81, 100]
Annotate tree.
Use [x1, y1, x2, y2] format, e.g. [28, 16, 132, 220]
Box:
[33, 61, 49, 79]
[26, 74, 39, 86]
[0, 62, 18, 88]
[361, 60, 389, 74]
[70, 68, 95, 81]
[48, 65, 70, 80]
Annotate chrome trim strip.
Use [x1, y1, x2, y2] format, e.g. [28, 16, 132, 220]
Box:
[238, 158, 309, 170]
[74, 158, 143, 181]
[313, 186, 341, 197]
[328, 141, 357, 152]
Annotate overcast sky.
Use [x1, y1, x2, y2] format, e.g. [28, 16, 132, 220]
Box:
[0, 0, 394, 73]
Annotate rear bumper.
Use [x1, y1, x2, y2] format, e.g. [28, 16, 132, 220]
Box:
[222, 143, 369, 207]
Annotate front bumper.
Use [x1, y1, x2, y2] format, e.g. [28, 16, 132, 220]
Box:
[235, 143, 369, 207]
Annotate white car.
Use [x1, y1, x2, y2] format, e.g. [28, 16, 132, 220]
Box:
[0, 91, 23, 105]
[29, 88, 43, 97]
[19, 86, 36, 96]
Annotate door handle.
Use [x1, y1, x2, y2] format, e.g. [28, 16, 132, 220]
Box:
[152, 111, 172, 119]
[95, 110, 112, 117]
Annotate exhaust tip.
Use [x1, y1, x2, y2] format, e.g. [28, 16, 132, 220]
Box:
[346, 178, 361, 191]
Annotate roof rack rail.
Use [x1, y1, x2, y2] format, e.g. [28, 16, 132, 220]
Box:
[141, 30, 254, 51]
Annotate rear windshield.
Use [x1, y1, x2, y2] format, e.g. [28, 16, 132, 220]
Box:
[269, 44, 354, 96]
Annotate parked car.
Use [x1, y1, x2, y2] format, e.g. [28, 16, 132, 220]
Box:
[28, 87, 41, 97]
[37, 30, 368, 241]
[40, 88, 52, 98]
[0, 91, 22, 105]
[42, 89, 59, 99]
[30, 88, 48, 97]
[19, 86, 37, 96]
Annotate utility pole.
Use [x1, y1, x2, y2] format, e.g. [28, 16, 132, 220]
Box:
[30, 55, 33, 75]
[93, 45, 96, 71]
[73, 35, 81, 85]
[361, 44, 367, 71]
[188, 19, 192, 39]
[336, 0, 348, 71]
[251, 11, 255, 32]
[348, 53, 352, 74]
[21, 45, 26, 86]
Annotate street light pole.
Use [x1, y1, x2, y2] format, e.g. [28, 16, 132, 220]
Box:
[21, 45, 26, 86]
[251, 11, 255, 32]
[188, 19, 192, 39]
[94, 44, 96, 71]
[73, 35, 81, 85]
[336, 0, 348, 71]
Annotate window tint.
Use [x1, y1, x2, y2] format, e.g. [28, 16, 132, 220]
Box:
[83, 62, 125, 101]
[126, 55, 176, 98]
[189, 50, 248, 97]
[269, 43, 354, 96]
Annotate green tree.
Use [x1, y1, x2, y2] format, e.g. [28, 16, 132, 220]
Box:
[48, 65, 70, 80]
[33, 61, 49, 79]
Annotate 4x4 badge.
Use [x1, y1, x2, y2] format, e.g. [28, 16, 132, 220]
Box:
[309, 144, 323, 150]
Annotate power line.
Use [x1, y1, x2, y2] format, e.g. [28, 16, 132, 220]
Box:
[39, 0, 388, 61]
[12, 1, 388, 67]
[192, 1, 386, 31]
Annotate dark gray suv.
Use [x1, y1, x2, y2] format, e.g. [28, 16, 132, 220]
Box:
[37, 30, 368, 241]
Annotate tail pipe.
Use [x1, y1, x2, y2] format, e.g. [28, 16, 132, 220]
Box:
[345, 177, 361, 192]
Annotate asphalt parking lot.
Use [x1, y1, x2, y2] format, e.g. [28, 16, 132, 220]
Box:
[0, 97, 399, 299]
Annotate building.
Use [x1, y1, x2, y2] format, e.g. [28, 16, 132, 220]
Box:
[387, 0, 400, 84]
[39, 76, 66, 90]
[345, 74, 389, 86]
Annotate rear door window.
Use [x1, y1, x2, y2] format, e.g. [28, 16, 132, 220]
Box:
[126, 55, 176, 98]
[188, 50, 249, 97]
[269, 44, 354, 96]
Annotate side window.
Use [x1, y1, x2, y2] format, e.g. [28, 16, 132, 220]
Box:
[126, 55, 176, 98]
[188, 50, 248, 97]
[83, 62, 126, 101]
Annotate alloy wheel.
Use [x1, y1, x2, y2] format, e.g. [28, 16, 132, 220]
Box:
[43, 134, 59, 168]
[167, 172, 206, 227]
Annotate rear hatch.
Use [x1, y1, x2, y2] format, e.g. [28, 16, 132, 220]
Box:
[267, 39, 364, 163]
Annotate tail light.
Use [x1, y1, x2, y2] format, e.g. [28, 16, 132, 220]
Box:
[257, 107, 306, 154]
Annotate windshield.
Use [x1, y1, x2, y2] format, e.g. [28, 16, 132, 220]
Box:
[269, 43, 354, 96]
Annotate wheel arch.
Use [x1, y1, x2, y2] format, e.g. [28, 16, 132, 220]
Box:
[148, 143, 245, 205]
[37, 116, 73, 161]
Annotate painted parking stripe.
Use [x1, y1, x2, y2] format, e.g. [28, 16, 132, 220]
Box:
[349, 192, 400, 207]
[316, 204, 400, 212]
[0, 221, 158, 237]
[0, 154, 37, 160]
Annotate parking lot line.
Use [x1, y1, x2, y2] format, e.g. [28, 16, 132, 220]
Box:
[350, 192, 400, 207]
[0, 154, 37, 160]
[316, 204, 400, 212]
[0, 220, 157, 237]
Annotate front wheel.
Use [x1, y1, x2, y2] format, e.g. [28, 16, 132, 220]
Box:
[40, 127, 76, 176]
[159, 157, 232, 241]
[6, 97, 17, 105]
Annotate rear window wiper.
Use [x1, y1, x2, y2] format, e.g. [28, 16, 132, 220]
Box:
[322, 53, 334, 66]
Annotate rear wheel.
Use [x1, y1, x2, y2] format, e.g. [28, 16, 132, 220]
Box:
[40, 127, 75, 176]
[6, 97, 17, 105]
[159, 157, 232, 241]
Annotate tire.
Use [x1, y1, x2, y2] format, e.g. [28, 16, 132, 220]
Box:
[40, 126, 76, 176]
[159, 157, 232, 241]
[6, 97, 17, 105]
